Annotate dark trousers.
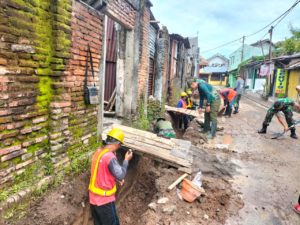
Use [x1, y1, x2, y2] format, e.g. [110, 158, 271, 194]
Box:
[91, 202, 120, 225]
[235, 94, 241, 112]
[179, 115, 189, 130]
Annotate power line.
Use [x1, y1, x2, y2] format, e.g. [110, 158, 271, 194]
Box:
[246, 0, 300, 38]
[201, 0, 300, 53]
[201, 37, 242, 53]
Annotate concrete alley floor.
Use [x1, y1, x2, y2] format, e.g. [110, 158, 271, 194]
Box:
[215, 98, 300, 225]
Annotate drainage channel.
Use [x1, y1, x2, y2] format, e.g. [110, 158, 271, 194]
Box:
[71, 152, 160, 225]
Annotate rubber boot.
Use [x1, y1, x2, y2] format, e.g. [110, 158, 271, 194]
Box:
[207, 122, 217, 139]
[290, 129, 298, 139]
[258, 125, 267, 134]
[227, 108, 232, 117]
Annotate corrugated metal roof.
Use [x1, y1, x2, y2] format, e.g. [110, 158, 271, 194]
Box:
[287, 61, 300, 70]
[149, 24, 157, 59]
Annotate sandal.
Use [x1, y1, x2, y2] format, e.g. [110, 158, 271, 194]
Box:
[293, 204, 300, 215]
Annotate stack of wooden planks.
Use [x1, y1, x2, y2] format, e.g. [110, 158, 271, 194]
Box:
[165, 105, 204, 119]
[102, 124, 193, 174]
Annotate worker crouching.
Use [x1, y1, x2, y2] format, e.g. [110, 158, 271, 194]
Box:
[258, 98, 297, 139]
[89, 128, 133, 225]
[219, 88, 237, 117]
[154, 117, 176, 138]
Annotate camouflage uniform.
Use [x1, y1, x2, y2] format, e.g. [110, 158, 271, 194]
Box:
[262, 98, 295, 132]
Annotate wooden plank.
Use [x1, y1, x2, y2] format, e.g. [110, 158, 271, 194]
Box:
[105, 88, 116, 111]
[167, 173, 188, 191]
[103, 124, 193, 171]
[165, 105, 203, 118]
[111, 124, 177, 146]
[123, 140, 191, 167]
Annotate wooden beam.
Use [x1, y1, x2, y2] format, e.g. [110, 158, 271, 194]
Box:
[167, 173, 188, 191]
[165, 105, 203, 118]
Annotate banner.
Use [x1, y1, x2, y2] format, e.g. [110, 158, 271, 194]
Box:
[259, 63, 274, 76]
[275, 69, 287, 94]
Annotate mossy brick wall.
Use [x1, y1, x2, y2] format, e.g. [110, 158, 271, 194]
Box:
[0, 0, 103, 193]
[61, 1, 103, 163]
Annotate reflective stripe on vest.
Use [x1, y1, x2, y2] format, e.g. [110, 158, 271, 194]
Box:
[89, 149, 117, 196]
[187, 98, 192, 108]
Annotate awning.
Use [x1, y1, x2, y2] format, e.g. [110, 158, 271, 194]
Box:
[287, 61, 300, 70]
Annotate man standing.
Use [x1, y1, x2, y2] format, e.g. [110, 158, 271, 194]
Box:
[219, 88, 237, 117]
[191, 80, 221, 139]
[89, 128, 133, 225]
[258, 98, 297, 139]
[233, 76, 244, 114]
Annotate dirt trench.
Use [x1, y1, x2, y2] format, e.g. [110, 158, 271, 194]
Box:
[2, 119, 244, 225]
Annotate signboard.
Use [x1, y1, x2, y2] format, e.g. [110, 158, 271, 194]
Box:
[275, 68, 287, 94]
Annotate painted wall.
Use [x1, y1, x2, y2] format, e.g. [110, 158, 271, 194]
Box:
[203, 55, 229, 73]
[288, 70, 300, 100]
[228, 44, 274, 71]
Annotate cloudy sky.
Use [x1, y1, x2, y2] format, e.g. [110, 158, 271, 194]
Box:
[151, 0, 300, 58]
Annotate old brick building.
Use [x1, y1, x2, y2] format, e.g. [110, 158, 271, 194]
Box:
[0, 0, 197, 206]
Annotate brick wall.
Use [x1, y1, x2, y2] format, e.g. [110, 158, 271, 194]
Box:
[137, 6, 151, 97]
[106, 0, 136, 30]
[0, 0, 103, 198]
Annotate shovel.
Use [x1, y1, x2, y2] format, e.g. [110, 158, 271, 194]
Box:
[271, 120, 300, 139]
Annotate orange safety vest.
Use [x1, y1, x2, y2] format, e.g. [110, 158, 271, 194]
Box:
[89, 149, 117, 197]
[179, 99, 187, 109]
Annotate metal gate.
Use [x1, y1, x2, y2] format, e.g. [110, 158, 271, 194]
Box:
[104, 17, 117, 102]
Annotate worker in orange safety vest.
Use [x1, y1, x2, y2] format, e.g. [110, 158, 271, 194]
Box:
[219, 88, 237, 117]
[89, 128, 133, 225]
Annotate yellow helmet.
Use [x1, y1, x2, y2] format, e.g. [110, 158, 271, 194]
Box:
[187, 90, 192, 95]
[107, 128, 124, 143]
[181, 92, 187, 97]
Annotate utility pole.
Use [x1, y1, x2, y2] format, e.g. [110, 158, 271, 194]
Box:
[268, 26, 274, 62]
[241, 36, 245, 62]
[267, 26, 274, 97]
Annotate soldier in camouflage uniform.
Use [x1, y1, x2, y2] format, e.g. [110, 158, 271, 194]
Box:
[258, 98, 297, 139]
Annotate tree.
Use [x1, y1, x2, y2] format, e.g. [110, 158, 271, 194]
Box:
[276, 25, 300, 55]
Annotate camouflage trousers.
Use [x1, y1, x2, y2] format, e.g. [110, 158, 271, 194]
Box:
[263, 108, 295, 131]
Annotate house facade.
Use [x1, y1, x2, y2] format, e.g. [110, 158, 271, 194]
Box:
[228, 40, 275, 87]
[199, 54, 229, 86]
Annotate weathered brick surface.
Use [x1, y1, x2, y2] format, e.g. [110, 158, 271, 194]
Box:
[106, 0, 136, 29]
[138, 6, 151, 96]
[0, 0, 101, 187]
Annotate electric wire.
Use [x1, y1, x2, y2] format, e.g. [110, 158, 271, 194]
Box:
[202, 0, 300, 53]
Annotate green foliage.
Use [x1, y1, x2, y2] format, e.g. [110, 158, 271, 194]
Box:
[2, 202, 29, 220]
[133, 95, 150, 130]
[276, 25, 300, 55]
[0, 163, 40, 203]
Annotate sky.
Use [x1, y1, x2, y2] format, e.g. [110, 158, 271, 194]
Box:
[151, 0, 300, 58]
